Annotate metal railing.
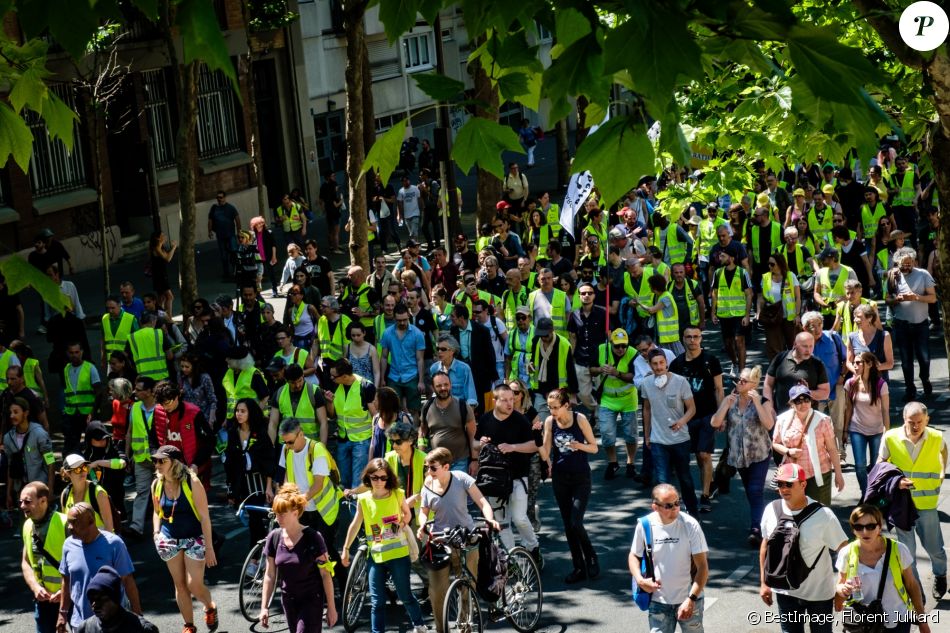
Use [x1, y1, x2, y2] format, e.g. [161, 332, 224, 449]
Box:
[142, 69, 177, 169]
[196, 65, 241, 159]
[26, 84, 87, 197]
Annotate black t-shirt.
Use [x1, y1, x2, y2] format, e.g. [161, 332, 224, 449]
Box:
[766, 351, 829, 410]
[550, 256, 574, 278]
[669, 351, 723, 418]
[304, 255, 333, 297]
[412, 308, 438, 360]
[0, 286, 22, 343]
[476, 410, 533, 479]
[567, 306, 607, 365]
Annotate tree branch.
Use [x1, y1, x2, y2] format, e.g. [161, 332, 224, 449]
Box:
[852, 0, 925, 70]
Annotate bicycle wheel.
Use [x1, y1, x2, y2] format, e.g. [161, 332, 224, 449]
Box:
[503, 547, 543, 632]
[443, 578, 484, 633]
[239, 540, 267, 622]
[342, 547, 370, 632]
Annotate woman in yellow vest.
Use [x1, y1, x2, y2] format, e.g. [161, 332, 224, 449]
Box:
[59, 454, 114, 532]
[341, 458, 427, 633]
[756, 252, 800, 360]
[638, 274, 683, 355]
[834, 505, 930, 633]
[151, 445, 219, 633]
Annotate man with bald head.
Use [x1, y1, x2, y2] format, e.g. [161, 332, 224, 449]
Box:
[341, 265, 379, 332]
[58, 502, 141, 632]
[20, 481, 68, 633]
[762, 330, 831, 418]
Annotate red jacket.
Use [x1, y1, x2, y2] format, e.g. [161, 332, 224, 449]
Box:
[156, 401, 201, 466]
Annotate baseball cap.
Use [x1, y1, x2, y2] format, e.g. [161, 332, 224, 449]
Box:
[535, 317, 554, 336]
[609, 228, 626, 240]
[610, 329, 629, 345]
[788, 384, 812, 402]
[515, 305, 531, 316]
[821, 184, 835, 194]
[818, 247, 839, 261]
[756, 193, 770, 207]
[775, 463, 806, 482]
[63, 454, 88, 470]
[151, 445, 184, 462]
[266, 356, 287, 372]
[406, 238, 420, 248]
[706, 202, 719, 212]
[495, 200, 511, 210]
[454, 234, 467, 242]
[793, 188, 806, 197]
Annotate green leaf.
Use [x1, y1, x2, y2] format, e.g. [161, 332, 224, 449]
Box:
[572, 116, 654, 207]
[0, 102, 35, 172]
[491, 32, 540, 70]
[555, 8, 589, 48]
[413, 73, 465, 101]
[583, 101, 608, 129]
[176, 0, 237, 86]
[496, 72, 529, 102]
[8, 66, 48, 115]
[379, 0, 421, 44]
[0, 255, 72, 315]
[658, 112, 691, 168]
[542, 33, 603, 104]
[360, 118, 408, 186]
[452, 117, 523, 179]
[729, 3, 790, 39]
[41, 91, 79, 151]
[787, 26, 876, 103]
[509, 71, 542, 111]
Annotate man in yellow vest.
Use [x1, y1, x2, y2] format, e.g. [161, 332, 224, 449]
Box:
[528, 317, 576, 422]
[813, 248, 857, 330]
[269, 363, 329, 445]
[126, 312, 171, 382]
[100, 296, 137, 368]
[878, 401, 948, 600]
[748, 206, 783, 292]
[62, 343, 103, 456]
[341, 266, 379, 331]
[276, 192, 308, 248]
[887, 156, 921, 242]
[323, 358, 377, 491]
[711, 243, 753, 375]
[528, 268, 571, 337]
[277, 417, 342, 578]
[315, 297, 352, 372]
[222, 347, 269, 420]
[124, 377, 164, 539]
[19, 481, 68, 633]
[590, 329, 639, 481]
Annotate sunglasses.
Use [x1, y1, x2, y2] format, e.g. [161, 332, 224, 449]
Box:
[472, 310, 483, 316]
[792, 396, 811, 404]
[69, 465, 89, 474]
[154, 458, 169, 465]
[851, 522, 879, 532]
[425, 464, 442, 472]
[510, 389, 522, 395]
[776, 481, 798, 489]
[579, 291, 594, 296]
[516, 315, 528, 321]
[653, 502, 679, 510]
[437, 346, 450, 352]
[369, 475, 388, 482]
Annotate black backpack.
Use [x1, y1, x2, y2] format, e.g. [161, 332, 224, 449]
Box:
[475, 442, 513, 502]
[60, 481, 113, 522]
[763, 500, 825, 590]
[476, 529, 508, 603]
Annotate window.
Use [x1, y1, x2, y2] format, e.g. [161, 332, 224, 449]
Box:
[402, 32, 433, 72]
[375, 112, 407, 133]
[196, 64, 242, 159]
[499, 101, 524, 129]
[26, 84, 87, 197]
[142, 69, 176, 169]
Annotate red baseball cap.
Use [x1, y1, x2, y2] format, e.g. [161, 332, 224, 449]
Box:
[775, 463, 806, 482]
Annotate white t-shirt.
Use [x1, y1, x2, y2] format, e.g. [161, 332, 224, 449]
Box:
[760, 497, 848, 601]
[630, 511, 708, 605]
[835, 540, 913, 629]
[483, 315, 507, 363]
[764, 275, 801, 318]
[278, 441, 330, 512]
[397, 185, 421, 219]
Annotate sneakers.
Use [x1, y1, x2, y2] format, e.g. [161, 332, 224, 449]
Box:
[587, 556, 600, 579]
[36, 325, 47, 334]
[933, 575, 947, 600]
[626, 463, 637, 479]
[564, 568, 587, 584]
[699, 495, 712, 513]
[530, 546, 544, 571]
[183, 625, 197, 633]
[604, 462, 621, 481]
[204, 606, 218, 632]
[923, 380, 933, 398]
[747, 528, 762, 548]
[412, 626, 431, 633]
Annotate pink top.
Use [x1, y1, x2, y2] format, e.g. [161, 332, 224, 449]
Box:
[773, 409, 835, 479]
[844, 377, 888, 436]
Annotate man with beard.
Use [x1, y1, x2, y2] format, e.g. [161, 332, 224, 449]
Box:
[421, 371, 477, 473]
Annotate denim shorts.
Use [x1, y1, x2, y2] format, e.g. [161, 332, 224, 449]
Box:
[154, 532, 206, 562]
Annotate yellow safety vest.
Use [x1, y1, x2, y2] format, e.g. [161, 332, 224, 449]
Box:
[343, 284, 375, 329]
[808, 206, 834, 250]
[317, 315, 351, 362]
[586, 221, 608, 252]
[129, 402, 156, 463]
[334, 375, 372, 441]
[860, 202, 887, 240]
[529, 333, 569, 390]
[23, 512, 68, 592]
[597, 343, 638, 412]
[277, 383, 320, 439]
[891, 171, 916, 207]
[61, 483, 110, 529]
[698, 217, 727, 258]
[623, 272, 653, 318]
[750, 222, 782, 265]
[527, 288, 568, 334]
[779, 245, 809, 281]
[817, 265, 854, 315]
[653, 291, 680, 344]
[222, 367, 263, 419]
[101, 312, 136, 356]
[506, 325, 534, 381]
[835, 299, 872, 338]
[385, 448, 426, 498]
[276, 202, 303, 232]
[275, 347, 309, 370]
[24, 357, 41, 392]
[358, 490, 409, 563]
[544, 203, 561, 229]
[284, 439, 341, 524]
[500, 286, 529, 332]
[761, 272, 797, 322]
[664, 225, 687, 265]
[668, 279, 699, 326]
[63, 361, 96, 415]
[128, 328, 168, 381]
[152, 475, 201, 523]
[883, 427, 944, 510]
[844, 537, 911, 609]
[715, 267, 747, 318]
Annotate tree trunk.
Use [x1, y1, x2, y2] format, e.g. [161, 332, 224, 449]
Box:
[89, 101, 111, 297]
[927, 112, 950, 358]
[240, 3, 267, 218]
[175, 62, 200, 308]
[361, 37, 375, 155]
[555, 118, 570, 189]
[470, 37, 502, 227]
[575, 95, 589, 146]
[343, 0, 369, 271]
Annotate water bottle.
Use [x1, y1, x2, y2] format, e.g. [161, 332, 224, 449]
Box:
[216, 427, 228, 454]
[850, 577, 863, 602]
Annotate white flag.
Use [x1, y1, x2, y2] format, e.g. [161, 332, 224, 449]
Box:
[559, 170, 595, 239]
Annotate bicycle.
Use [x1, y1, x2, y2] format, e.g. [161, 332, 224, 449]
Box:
[236, 492, 279, 623]
[429, 518, 543, 633]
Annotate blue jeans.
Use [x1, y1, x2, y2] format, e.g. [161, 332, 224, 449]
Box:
[848, 431, 882, 497]
[336, 438, 370, 490]
[896, 507, 948, 579]
[216, 234, 236, 276]
[34, 600, 58, 633]
[737, 457, 771, 531]
[650, 441, 698, 515]
[368, 555, 424, 633]
[892, 319, 931, 392]
[647, 595, 704, 633]
[774, 593, 834, 633]
[597, 406, 638, 447]
[450, 456, 470, 472]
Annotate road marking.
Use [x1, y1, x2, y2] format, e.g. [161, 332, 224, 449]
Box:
[727, 564, 754, 583]
[225, 527, 245, 541]
[704, 597, 718, 610]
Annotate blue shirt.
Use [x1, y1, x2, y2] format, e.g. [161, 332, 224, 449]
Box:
[381, 325, 426, 382]
[60, 531, 134, 628]
[813, 330, 845, 401]
[429, 359, 478, 406]
[121, 297, 145, 320]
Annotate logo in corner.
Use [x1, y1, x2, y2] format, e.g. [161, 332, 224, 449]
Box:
[899, 1, 949, 52]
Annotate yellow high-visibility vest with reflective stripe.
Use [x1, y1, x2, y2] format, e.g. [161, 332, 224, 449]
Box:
[222, 367, 263, 419]
[860, 202, 887, 240]
[817, 265, 854, 315]
[24, 357, 41, 392]
[0, 349, 15, 392]
[892, 171, 916, 207]
[807, 207, 834, 250]
[760, 272, 797, 322]
[358, 490, 409, 563]
[883, 427, 944, 510]
[750, 222, 782, 265]
[285, 439, 341, 524]
[528, 288, 568, 335]
[317, 315, 351, 362]
[623, 272, 652, 318]
[845, 538, 911, 609]
[23, 512, 68, 592]
[334, 375, 372, 441]
[101, 312, 136, 355]
[668, 279, 699, 326]
[129, 402, 156, 463]
[529, 333, 569, 390]
[276, 202, 303, 231]
[835, 299, 872, 338]
[715, 267, 746, 318]
[64, 361, 96, 415]
[597, 343, 638, 412]
[129, 328, 168, 381]
[653, 291, 680, 344]
[277, 383, 320, 439]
